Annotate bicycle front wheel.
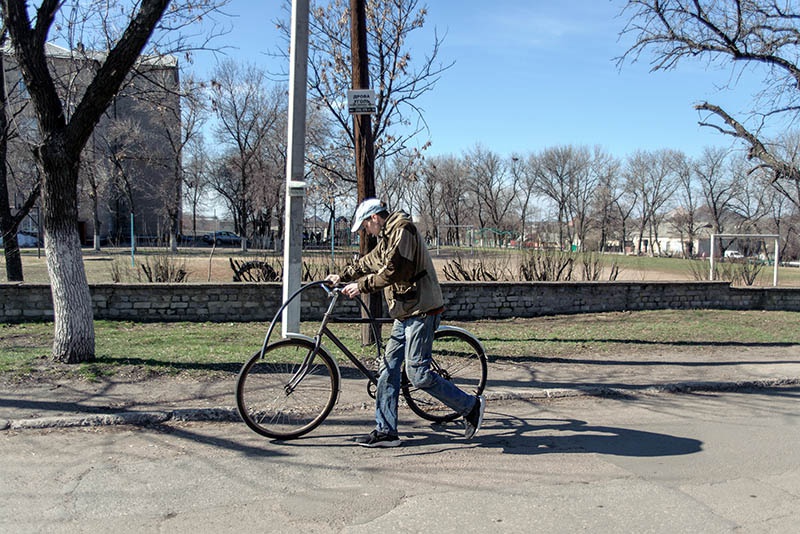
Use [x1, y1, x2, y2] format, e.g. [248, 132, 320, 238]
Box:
[236, 339, 339, 440]
[402, 328, 488, 423]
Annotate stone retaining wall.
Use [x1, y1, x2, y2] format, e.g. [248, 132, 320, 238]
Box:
[2, 281, 800, 323]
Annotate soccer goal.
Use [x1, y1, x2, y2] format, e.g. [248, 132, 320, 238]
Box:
[709, 233, 780, 286]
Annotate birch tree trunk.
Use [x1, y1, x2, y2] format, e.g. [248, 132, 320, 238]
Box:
[2, 0, 172, 362]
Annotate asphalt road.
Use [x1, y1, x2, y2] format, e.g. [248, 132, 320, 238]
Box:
[3, 389, 799, 533]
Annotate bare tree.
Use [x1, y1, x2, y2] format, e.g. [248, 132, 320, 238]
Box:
[464, 144, 516, 246]
[764, 130, 800, 212]
[277, 0, 451, 191]
[209, 60, 283, 245]
[530, 145, 589, 250]
[694, 146, 736, 235]
[570, 147, 610, 251]
[590, 153, 623, 252]
[1, 0, 226, 362]
[92, 116, 149, 244]
[425, 154, 471, 246]
[614, 179, 638, 255]
[79, 139, 109, 251]
[407, 155, 442, 240]
[250, 116, 288, 249]
[143, 74, 205, 252]
[669, 151, 700, 257]
[182, 133, 211, 241]
[625, 149, 680, 255]
[619, 0, 800, 211]
[1, 27, 42, 281]
[728, 153, 770, 232]
[511, 153, 536, 245]
[759, 172, 796, 259]
[377, 150, 423, 214]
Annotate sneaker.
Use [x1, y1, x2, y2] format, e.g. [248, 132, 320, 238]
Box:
[463, 395, 485, 439]
[354, 430, 401, 448]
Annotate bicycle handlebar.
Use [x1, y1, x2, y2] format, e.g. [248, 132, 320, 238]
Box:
[260, 280, 382, 355]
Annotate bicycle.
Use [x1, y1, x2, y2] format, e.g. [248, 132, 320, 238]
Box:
[236, 280, 488, 440]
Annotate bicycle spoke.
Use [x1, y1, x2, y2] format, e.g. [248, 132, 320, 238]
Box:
[402, 329, 488, 422]
[236, 341, 338, 439]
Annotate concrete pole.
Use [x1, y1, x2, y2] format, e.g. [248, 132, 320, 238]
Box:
[709, 234, 715, 281]
[282, 0, 309, 337]
[774, 237, 779, 287]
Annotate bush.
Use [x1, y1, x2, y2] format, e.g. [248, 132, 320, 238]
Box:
[138, 254, 189, 283]
[518, 250, 621, 282]
[519, 249, 574, 281]
[230, 258, 280, 282]
[442, 252, 513, 281]
[226, 253, 352, 283]
[109, 258, 133, 283]
[687, 257, 764, 286]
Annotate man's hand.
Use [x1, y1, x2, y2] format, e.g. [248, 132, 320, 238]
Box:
[324, 275, 359, 298]
[341, 282, 360, 298]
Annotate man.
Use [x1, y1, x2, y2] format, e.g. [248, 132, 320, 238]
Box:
[326, 198, 485, 448]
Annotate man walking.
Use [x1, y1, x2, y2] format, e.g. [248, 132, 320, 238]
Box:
[326, 198, 485, 447]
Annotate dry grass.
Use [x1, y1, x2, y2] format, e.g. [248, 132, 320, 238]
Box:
[4, 245, 800, 286]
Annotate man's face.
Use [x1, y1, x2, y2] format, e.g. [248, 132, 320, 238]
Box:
[361, 214, 381, 236]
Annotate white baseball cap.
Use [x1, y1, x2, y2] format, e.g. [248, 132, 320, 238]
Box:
[351, 198, 385, 233]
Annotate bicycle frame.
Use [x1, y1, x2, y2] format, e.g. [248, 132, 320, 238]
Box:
[261, 281, 386, 393]
[260, 280, 487, 399]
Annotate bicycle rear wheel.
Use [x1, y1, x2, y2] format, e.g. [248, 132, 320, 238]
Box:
[236, 339, 339, 440]
[402, 328, 488, 423]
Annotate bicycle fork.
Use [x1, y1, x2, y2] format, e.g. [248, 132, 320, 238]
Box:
[284, 289, 341, 394]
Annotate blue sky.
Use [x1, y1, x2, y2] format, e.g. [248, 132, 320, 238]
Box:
[193, 0, 765, 160]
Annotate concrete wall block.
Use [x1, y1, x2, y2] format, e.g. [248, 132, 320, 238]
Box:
[2, 282, 800, 323]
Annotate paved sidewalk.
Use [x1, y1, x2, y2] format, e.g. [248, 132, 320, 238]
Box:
[2, 343, 799, 431]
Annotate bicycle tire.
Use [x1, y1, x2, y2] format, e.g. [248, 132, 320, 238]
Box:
[401, 328, 488, 423]
[236, 338, 339, 440]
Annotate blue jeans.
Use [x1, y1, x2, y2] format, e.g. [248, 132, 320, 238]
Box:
[374, 313, 476, 435]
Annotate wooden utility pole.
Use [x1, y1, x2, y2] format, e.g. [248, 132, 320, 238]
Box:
[350, 0, 382, 341]
[350, 0, 375, 220]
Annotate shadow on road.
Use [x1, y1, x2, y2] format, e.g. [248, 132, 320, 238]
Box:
[479, 412, 703, 457]
[251, 408, 703, 458]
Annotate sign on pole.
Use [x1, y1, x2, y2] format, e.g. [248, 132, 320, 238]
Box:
[347, 89, 377, 114]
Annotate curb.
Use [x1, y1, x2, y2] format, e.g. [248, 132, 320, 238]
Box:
[489, 377, 800, 401]
[2, 378, 799, 431]
[3, 407, 241, 431]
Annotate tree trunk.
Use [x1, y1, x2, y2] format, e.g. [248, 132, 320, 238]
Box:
[0, 165, 25, 280]
[41, 138, 95, 363]
[1, 233, 24, 281]
[48, 224, 95, 362]
[0, 46, 24, 282]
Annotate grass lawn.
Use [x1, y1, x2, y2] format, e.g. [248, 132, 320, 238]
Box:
[2, 309, 798, 382]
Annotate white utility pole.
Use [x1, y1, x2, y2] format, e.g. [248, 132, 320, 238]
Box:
[282, 0, 309, 336]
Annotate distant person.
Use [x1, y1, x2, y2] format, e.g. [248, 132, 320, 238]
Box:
[326, 198, 485, 448]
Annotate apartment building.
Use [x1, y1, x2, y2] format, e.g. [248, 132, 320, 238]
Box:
[3, 43, 181, 246]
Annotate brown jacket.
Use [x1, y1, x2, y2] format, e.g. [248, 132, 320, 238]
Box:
[341, 211, 443, 319]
